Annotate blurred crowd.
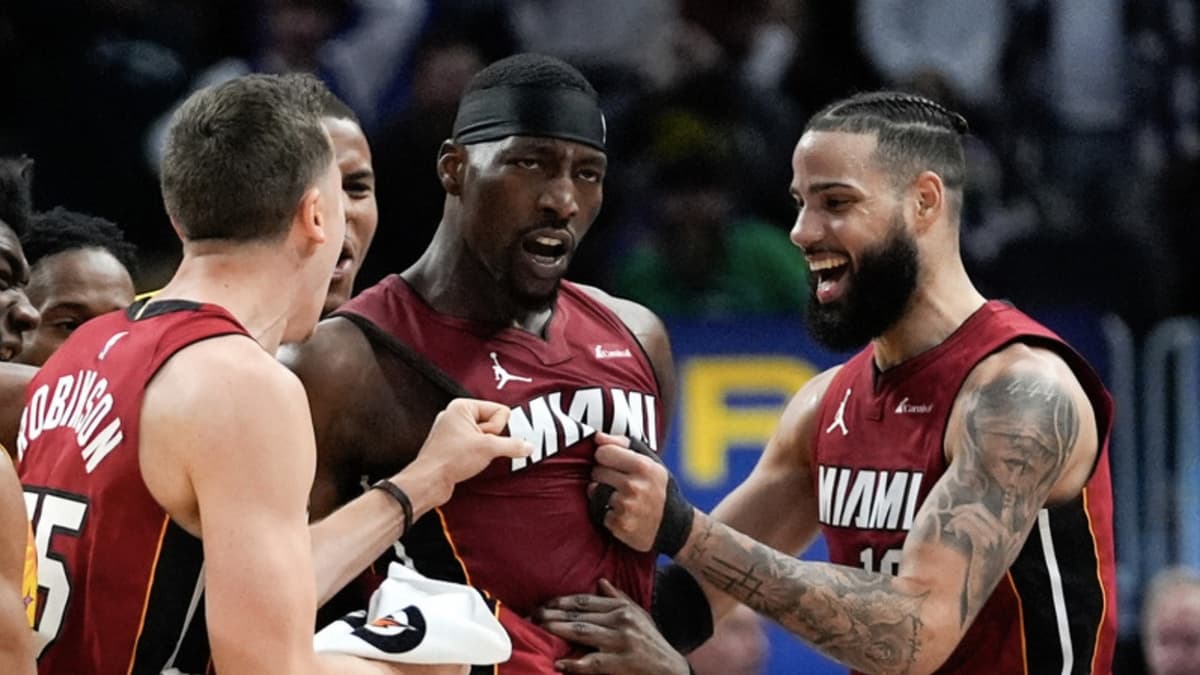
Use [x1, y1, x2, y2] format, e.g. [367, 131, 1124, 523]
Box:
[1, 0, 1196, 333]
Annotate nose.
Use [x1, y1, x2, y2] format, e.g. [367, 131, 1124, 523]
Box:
[789, 207, 823, 252]
[4, 290, 40, 337]
[537, 175, 579, 222]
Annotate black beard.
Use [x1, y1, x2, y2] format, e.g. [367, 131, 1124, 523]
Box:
[805, 223, 919, 352]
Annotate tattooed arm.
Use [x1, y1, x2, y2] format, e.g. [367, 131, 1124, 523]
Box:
[697, 366, 838, 619]
[658, 345, 1097, 674]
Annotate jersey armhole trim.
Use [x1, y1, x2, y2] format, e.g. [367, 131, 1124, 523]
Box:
[331, 311, 473, 399]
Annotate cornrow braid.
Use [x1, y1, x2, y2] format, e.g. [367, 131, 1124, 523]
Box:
[820, 91, 969, 136]
[804, 91, 969, 208]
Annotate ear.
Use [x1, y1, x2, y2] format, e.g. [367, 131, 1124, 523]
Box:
[17, 156, 34, 188]
[910, 170, 945, 234]
[167, 217, 186, 242]
[437, 141, 466, 196]
[295, 185, 328, 248]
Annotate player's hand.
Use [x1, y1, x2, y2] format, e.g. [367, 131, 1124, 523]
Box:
[536, 579, 690, 675]
[407, 398, 531, 506]
[591, 433, 694, 555]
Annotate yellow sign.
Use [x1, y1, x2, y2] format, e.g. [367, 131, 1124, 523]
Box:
[681, 356, 817, 485]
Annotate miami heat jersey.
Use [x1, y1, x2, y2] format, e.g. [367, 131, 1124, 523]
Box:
[338, 276, 663, 674]
[813, 301, 1117, 674]
[18, 300, 248, 675]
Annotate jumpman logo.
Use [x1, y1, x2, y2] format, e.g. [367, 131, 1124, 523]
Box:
[490, 352, 532, 390]
[826, 388, 851, 436]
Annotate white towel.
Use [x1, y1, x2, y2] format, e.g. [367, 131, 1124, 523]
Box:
[314, 563, 511, 665]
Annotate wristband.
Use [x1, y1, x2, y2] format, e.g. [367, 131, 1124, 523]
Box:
[371, 479, 414, 536]
[652, 564, 714, 653]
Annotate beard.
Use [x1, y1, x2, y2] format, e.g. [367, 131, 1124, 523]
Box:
[498, 243, 564, 313]
[805, 216, 919, 352]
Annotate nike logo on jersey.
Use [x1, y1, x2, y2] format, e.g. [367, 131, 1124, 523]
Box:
[98, 331, 128, 360]
[594, 344, 633, 359]
[826, 388, 851, 435]
[894, 397, 933, 414]
[818, 465, 924, 531]
[490, 352, 532, 390]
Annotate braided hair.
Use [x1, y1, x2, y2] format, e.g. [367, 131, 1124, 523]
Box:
[805, 91, 969, 213]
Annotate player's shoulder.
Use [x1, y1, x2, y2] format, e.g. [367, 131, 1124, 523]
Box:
[277, 315, 407, 421]
[780, 366, 842, 432]
[156, 335, 303, 412]
[573, 283, 665, 339]
[278, 316, 374, 382]
[277, 312, 367, 365]
[961, 341, 1086, 399]
[951, 341, 1098, 456]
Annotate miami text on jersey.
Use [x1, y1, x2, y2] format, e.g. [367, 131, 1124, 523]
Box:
[509, 387, 658, 471]
[817, 465, 924, 530]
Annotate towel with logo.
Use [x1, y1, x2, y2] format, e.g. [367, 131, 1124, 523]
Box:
[314, 563, 511, 665]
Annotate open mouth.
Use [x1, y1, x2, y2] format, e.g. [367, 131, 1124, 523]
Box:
[522, 234, 569, 262]
[333, 243, 355, 277]
[520, 227, 574, 272]
[808, 253, 851, 304]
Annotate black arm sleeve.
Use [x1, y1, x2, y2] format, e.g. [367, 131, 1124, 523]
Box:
[651, 564, 715, 654]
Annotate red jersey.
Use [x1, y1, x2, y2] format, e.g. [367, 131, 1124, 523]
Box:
[813, 301, 1117, 674]
[18, 300, 248, 675]
[338, 276, 663, 674]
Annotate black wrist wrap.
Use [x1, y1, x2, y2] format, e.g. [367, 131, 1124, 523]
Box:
[626, 437, 694, 556]
[652, 564, 715, 653]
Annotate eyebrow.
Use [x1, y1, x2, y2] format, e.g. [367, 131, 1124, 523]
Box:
[507, 140, 558, 154]
[505, 140, 608, 167]
[343, 168, 375, 182]
[808, 181, 857, 193]
[0, 246, 27, 284]
[42, 301, 99, 314]
[576, 154, 608, 169]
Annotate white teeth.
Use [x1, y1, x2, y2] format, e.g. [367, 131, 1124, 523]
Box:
[536, 236, 560, 247]
[809, 257, 849, 272]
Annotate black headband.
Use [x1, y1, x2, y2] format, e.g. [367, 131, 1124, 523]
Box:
[452, 86, 606, 152]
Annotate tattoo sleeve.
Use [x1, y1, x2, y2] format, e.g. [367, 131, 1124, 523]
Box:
[677, 368, 1080, 675]
[914, 370, 1078, 627]
[683, 519, 928, 674]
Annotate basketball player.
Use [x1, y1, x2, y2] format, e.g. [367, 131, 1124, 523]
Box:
[561, 91, 1117, 674]
[0, 156, 41, 366]
[17, 73, 528, 675]
[281, 53, 676, 673]
[16, 207, 137, 366]
[0, 155, 38, 674]
[318, 92, 377, 316]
